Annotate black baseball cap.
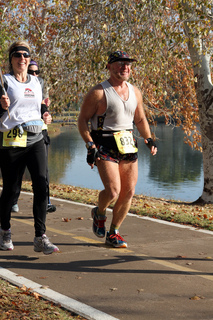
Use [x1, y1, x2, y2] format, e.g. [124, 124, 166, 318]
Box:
[107, 50, 137, 64]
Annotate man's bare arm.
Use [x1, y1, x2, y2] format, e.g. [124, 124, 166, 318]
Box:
[78, 84, 104, 143]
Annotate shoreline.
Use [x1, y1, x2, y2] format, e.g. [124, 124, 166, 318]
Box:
[14, 180, 213, 232]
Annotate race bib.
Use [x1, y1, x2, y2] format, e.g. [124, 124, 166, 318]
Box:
[113, 130, 138, 154]
[3, 128, 27, 147]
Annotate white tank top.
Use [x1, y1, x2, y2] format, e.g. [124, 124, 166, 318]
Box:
[0, 74, 42, 131]
[90, 80, 137, 131]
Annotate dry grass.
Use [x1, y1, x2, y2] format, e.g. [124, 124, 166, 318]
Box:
[0, 279, 87, 320]
[20, 180, 213, 231]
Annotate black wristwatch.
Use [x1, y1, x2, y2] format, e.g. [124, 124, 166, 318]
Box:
[86, 141, 95, 149]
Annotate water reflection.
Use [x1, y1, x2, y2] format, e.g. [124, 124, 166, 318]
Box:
[148, 125, 202, 183]
[22, 124, 203, 202]
[136, 125, 203, 201]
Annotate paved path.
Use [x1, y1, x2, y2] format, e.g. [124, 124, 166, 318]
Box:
[0, 191, 213, 320]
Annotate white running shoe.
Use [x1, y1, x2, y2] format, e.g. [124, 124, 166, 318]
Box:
[34, 234, 59, 255]
[0, 228, 14, 251]
[11, 204, 19, 213]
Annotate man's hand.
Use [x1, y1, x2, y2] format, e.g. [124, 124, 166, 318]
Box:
[145, 138, 157, 156]
[87, 147, 100, 169]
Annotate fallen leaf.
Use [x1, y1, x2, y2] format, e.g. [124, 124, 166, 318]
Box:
[62, 217, 71, 222]
[190, 295, 200, 300]
[169, 207, 178, 211]
[40, 285, 49, 289]
[137, 289, 144, 293]
[33, 292, 41, 300]
[143, 203, 150, 208]
[20, 285, 27, 291]
[190, 295, 204, 300]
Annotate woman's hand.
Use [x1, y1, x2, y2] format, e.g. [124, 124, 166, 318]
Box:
[43, 111, 52, 125]
[44, 97, 51, 107]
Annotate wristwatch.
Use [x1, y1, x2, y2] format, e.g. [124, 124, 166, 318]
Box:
[86, 141, 95, 149]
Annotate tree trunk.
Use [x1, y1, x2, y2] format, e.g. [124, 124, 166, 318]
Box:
[187, 44, 213, 203]
[197, 84, 213, 203]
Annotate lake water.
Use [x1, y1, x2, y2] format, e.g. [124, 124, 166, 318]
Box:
[24, 124, 203, 202]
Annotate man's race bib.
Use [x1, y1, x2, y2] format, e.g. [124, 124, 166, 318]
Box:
[113, 130, 138, 154]
[3, 128, 27, 147]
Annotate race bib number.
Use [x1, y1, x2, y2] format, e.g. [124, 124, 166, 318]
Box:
[113, 131, 138, 154]
[3, 128, 27, 147]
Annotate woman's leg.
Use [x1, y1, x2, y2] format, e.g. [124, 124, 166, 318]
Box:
[13, 165, 26, 206]
[26, 140, 47, 237]
[0, 148, 26, 230]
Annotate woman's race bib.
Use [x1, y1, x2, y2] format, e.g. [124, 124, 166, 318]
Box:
[3, 128, 27, 147]
[113, 130, 138, 154]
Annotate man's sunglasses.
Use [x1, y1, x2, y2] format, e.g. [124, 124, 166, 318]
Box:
[12, 52, 31, 58]
[117, 61, 132, 67]
[28, 70, 40, 75]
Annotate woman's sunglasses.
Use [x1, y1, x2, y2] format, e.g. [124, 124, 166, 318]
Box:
[12, 52, 31, 58]
[28, 70, 40, 75]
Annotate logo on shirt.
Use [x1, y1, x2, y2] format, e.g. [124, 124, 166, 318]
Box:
[24, 88, 35, 98]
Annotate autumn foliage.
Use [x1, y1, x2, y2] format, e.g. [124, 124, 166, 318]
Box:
[0, 0, 212, 152]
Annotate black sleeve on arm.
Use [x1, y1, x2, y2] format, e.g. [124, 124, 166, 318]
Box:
[41, 103, 48, 117]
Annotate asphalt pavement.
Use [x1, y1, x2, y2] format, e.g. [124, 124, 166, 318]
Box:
[0, 191, 213, 320]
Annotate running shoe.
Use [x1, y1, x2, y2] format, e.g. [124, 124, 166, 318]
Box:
[46, 204, 56, 213]
[0, 228, 14, 251]
[34, 234, 59, 255]
[12, 204, 19, 213]
[105, 230, 127, 248]
[91, 207, 107, 238]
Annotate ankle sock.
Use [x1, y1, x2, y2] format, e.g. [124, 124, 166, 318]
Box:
[97, 207, 106, 216]
[109, 224, 119, 235]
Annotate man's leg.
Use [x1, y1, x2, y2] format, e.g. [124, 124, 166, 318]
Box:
[111, 159, 138, 227]
[91, 159, 120, 238]
[103, 159, 138, 248]
[97, 159, 121, 213]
